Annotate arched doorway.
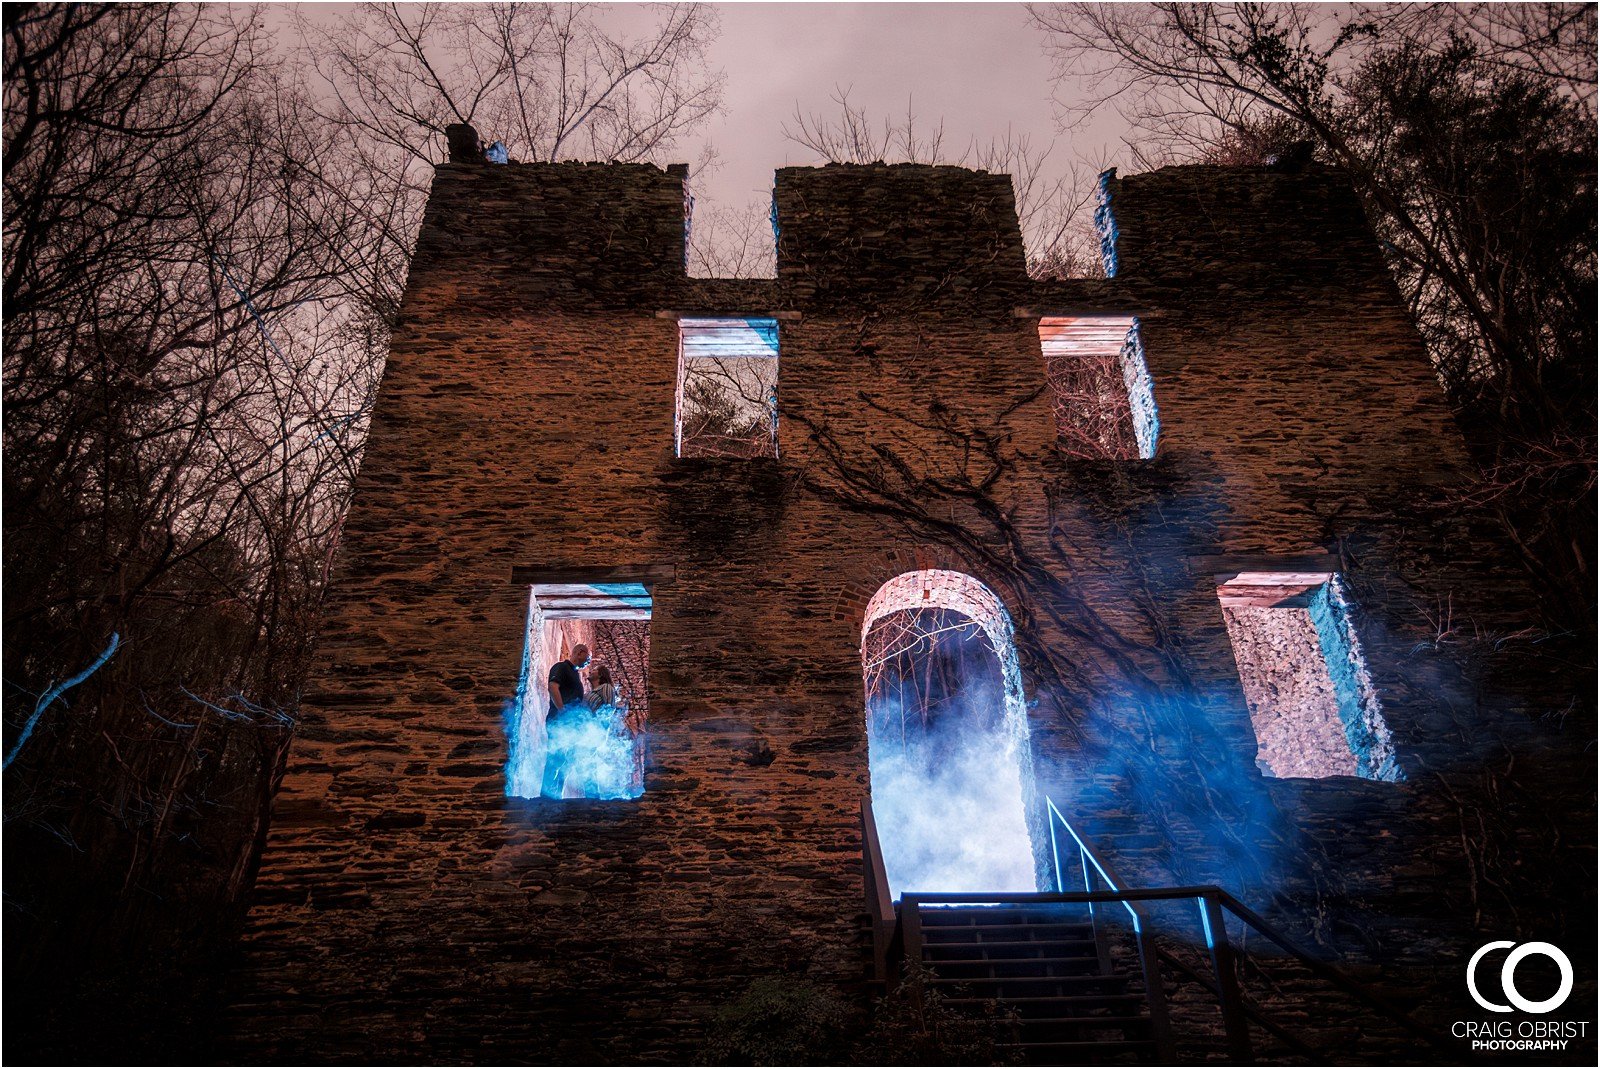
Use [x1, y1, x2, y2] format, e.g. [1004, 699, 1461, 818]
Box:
[862, 569, 1041, 897]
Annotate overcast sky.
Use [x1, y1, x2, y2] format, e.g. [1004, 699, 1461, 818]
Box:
[673, 2, 1127, 212]
[287, 3, 1130, 217]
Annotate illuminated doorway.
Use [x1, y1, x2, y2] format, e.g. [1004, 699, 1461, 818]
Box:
[862, 569, 1040, 896]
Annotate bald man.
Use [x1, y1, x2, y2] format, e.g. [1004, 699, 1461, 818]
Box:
[547, 643, 590, 722]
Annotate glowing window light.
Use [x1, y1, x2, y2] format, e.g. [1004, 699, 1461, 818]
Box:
[862, 569, 1043, 898]
[506, 584, 651, 801]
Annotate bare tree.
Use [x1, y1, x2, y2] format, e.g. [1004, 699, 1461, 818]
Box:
[678, 355, 778, 458]
[303, 3, 723, 171]
[687, 198, 778, 279]
[1367, 2, 1596, 115]
[1031, 2, 1597, 631]
[784, 87, 951, 165]
[297, 2, 725, 312]
[970, 130, 1108, 280]
[2, 4, 418, 992]
[782, 87, 1106, 279]
[0, 2, 718, 1056]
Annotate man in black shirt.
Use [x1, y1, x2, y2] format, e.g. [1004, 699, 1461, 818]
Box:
[547, 643, 590, 721]
[542, 643, 590, 798]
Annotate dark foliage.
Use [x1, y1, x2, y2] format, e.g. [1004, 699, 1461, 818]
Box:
[698, 966, 1022, 1066]
[700, 976, 854, 1066]
[861, 961, 1024, 1066]
[2, 2, 721, 1060]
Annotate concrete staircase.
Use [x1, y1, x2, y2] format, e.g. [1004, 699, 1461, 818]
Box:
[861, 799, 1454, 1065]
[914, 904, 1158, 1063]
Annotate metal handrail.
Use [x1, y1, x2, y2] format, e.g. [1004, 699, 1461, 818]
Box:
[862, 794, 1453, 1060]
[1208, 888, 1454, 1057]
[1145, 942, 1320, 1060]
[1046, 796, 1142, 928]
[1039, 796, 1451, 1058]
[1045, 796, 1175, 1059]
[895, 889, 1452, 1061]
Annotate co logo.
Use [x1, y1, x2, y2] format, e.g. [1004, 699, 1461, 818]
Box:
[1467, 941, 1574, 1014]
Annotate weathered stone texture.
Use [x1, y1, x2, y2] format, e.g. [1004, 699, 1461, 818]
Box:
[1223, 600, 1361, 779]
[223, 161, 1594, 1062]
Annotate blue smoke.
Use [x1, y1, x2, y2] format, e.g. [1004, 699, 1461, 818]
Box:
[1051, 679, 1313, 919]
[542, 702, 643, 800]
[867, 628, 1038, 898]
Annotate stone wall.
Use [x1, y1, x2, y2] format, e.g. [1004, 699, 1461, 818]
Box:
[222, 159, 1594, 1061]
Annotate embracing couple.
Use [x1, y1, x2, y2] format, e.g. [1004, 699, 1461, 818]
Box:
[545, 643, 618, 719]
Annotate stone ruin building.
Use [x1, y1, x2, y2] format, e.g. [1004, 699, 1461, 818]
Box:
[223, 126, 1595, 1063]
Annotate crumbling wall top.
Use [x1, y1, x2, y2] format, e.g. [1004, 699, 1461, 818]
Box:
[1108, 164, 1394, 303]
[412, 161, 690, 310]
[773, 163, 1030, 311]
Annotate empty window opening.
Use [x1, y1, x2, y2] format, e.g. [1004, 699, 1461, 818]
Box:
[1217, 572, 1401, 782]
[1037, 316, 1158, 460]
[676, 317, 779, 458]
[863, 569, 1043, 897]
[506, 583, 651, 800]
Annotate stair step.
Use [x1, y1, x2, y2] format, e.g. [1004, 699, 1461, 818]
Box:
[922, 936, 1101, 951]
[926, 955, 1108, 968]
[893, 905, 1164, 1061]
[927, 976, 1135, 995]
[918, 911, 1097, 926]
[944, 993, 1146, 1009]
[928, 957, 1112, 977]
[920, 922, 1097, 937]
[928, 970, 1137, 984]
[928, 940, 1100, 960]
[997, 1039, 1158, 1052]
[921, 940, 1107, 960]
[956, 1009, 1148, 1026]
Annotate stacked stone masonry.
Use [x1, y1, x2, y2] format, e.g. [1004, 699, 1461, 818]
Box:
[224, 159, 1595, 1062]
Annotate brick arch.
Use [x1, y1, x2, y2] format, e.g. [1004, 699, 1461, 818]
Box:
[860, 568, 1028, 765]
[862, 570, 1016, 657]
[828, 546, 1023, 637]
